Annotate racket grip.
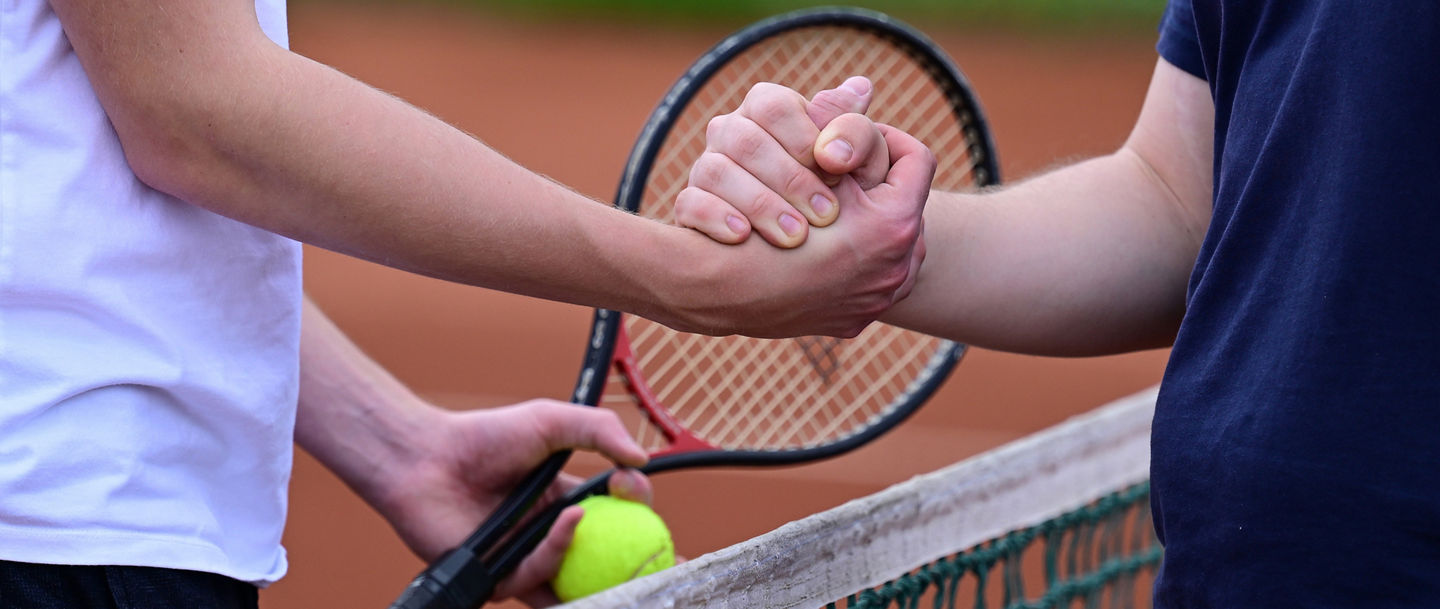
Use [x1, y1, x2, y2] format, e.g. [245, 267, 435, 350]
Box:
[485, 473, 613, 579]
[387, 546, 497, 609]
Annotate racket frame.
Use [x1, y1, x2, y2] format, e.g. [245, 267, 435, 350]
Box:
[388, 7, 999, 608]
[573, 5, 1000, 474]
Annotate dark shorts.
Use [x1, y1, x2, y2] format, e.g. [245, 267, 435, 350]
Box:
[0, 560, 258, 609]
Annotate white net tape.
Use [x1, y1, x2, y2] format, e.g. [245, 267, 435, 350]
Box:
[561, 387, 1157, 609]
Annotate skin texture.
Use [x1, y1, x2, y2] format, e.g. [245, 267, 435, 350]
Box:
[39, 0, 928, 605]
[686, 59, 1215, 356]
[294, 298, 653, 605]
[46, 0, 930, 339]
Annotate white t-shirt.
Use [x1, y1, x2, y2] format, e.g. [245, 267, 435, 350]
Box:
[0, 0, 301, 586]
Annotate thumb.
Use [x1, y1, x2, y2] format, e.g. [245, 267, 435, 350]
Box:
[806, 76, 873, 128]
[531, 401, 648, 468]
[815, 112, 889, 186]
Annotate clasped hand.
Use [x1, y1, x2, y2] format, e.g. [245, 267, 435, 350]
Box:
[677, 76, 934, 335]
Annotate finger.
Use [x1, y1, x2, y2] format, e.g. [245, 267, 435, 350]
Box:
[532, 402, 648, 468]
[805, 77, 873, 189]
[869, 124, 938, 209]
[675, 186, 751, 244]
[516, 586, 560, 609]
[607, 468, 654, 506]
[701, 116, 839, 228]
[495, 505, 584, 602]
[549, 472, 585, 496]
[815, 113, 889, 189]
[735, 83, 825, 171]
[686, 151, 809, 248]
[806, 76, 873, 127]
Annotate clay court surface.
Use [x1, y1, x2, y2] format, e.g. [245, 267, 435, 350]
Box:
[266, 5, 1167, 607]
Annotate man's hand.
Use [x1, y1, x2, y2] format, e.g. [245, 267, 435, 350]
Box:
[658, 121, 933, 337]
[677, 77, 898, 247]
[297, 300, 654, 607]
[654, 77, 934, 337]
[370, 401, 652, 607]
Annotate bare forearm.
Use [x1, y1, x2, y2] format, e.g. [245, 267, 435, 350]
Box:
[885, 150, 1203, 355]
[294, 296, 433, 510]
[883, 59, 1212, 356]
[54, 0, 673, 315]
[177, 59, 662, 303]
[51, 0, 939, 339]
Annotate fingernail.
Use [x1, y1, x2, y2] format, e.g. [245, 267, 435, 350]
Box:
[611, 473, 635, 498]
[779, 213, 804, 236]
[841, 76, 871, 96]
[811, 194, 834, 218]
[824, 138, 853, 163]
[725, 214, 748, 235]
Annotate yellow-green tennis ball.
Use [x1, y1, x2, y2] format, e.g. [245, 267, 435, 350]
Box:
[551, 495, 675, 602]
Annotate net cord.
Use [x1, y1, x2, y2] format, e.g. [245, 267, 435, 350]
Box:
[557, 386, 1157, 609]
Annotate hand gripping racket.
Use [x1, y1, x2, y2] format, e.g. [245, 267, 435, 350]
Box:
[387, 7, 1000, 608]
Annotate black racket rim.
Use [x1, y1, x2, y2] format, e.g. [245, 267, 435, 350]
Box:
[396, 9, 1004, 608]
[612, 6, 1000, 215]
[573, 5, 1001, 458]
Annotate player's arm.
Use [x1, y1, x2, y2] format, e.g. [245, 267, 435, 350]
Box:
[292, 296, 652, 604]
[687, 59, 1213, 355]
[884, 59, 1212, 354]
[46, 0, 925, 338]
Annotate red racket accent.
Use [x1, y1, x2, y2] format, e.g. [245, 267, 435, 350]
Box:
[611, 325, 716, 456]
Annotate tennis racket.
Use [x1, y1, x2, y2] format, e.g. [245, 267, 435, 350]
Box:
[388, 7, 1000, 608]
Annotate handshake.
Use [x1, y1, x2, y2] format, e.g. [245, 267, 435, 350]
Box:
[656, 76, 955, 339]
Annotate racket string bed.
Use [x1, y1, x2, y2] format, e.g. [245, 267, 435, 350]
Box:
[386, 8, 999, 608]
[616, 317, 949, 451]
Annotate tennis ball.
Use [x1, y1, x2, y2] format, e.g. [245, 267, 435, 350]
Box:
[551, 495, 675, 602]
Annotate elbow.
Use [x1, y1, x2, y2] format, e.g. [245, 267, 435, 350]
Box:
[113, 102, 217, 204]
[99, 56, 266, 206]
[120, 128, 188, 198]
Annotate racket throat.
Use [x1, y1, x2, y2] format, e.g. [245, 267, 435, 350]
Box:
[613, 326, 714, 454]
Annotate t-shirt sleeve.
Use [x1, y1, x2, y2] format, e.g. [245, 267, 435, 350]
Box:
[1156, 0, 1207, 80]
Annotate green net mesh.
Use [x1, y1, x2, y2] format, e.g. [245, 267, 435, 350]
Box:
[555, 390, 1160, 609]
[830, 483, 1161, 609]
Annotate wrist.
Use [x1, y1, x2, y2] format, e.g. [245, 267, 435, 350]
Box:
[346, 395, 448, 519]
[630, 224, 741, 335]
[297, 367, 446, 519]
[584, 211, 717, 332]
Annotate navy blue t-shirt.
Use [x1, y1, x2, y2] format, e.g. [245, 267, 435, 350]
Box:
[1152, 2, 1440, 606]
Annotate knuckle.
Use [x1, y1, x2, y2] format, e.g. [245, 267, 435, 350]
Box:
[780, 165, 816, 202]
[523, 401, 560, 431]
[743, 82, 787, 106]
[747, 189, 782, 217]
[812, 90, 858, 116]
[704, 113, 733, 146]
[673, 188, 700, 223]
[747, 90, 802, 129]
[730, 126, 768, 163]
[690, 152, 727, 188]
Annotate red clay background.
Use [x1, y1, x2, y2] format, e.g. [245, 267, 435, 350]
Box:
[266, 5, 1166, 608]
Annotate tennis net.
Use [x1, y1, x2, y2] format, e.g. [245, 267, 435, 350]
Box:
[559, 387, 1160, 609]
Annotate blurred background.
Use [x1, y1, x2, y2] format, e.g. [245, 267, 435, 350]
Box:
[272, 1, 1168, 607]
